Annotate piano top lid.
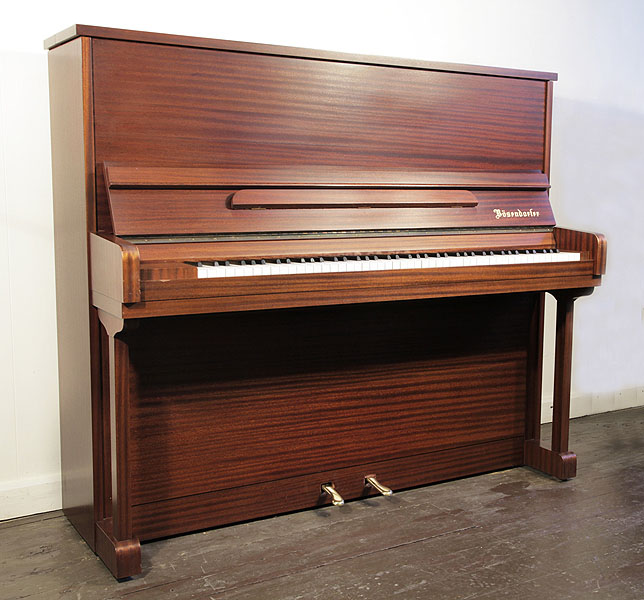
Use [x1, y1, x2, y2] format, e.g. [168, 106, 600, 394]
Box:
[44, 24, 557, 82]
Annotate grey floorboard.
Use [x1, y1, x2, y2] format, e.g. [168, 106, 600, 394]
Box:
[1, 407, 643, 599]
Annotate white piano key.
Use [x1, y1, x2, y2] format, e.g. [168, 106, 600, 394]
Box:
[446, 253, 464, 267]
[196, 265, 211, 279]
[320, 259, 333, 273]
[390, 256, 404, 270]
[311, 259, 323, 274]
[207, 265, 228, 278]
[475, 253, 490, 266]
[461, 253, 476, 267]
[557, 251, 581, 262]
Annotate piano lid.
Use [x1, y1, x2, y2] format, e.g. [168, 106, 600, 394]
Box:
[104, 164, 554, 237]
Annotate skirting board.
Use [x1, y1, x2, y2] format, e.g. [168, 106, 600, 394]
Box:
[0, 475, 62, 521]
[541, 386, 644, 423]
[2, 387, 642, 521]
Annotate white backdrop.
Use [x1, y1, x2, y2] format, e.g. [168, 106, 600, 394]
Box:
[1, 0, 643, 519]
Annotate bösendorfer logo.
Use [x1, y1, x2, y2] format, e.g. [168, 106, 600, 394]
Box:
[493, 208, 540, 219]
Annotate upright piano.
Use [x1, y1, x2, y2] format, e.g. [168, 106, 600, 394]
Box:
[46, 25, 606, 579]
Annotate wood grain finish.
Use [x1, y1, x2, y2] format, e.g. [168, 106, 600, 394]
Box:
[44, 24, 558, 82]
[91, 40, 548, 231]
[524, 287, 595, 479]
[554, 227, 607, 275]
[46, 25, 605, 580]
[126, 298, 529, 505]
[229, 189, 479, 209]
[95, 518, 141, 579]
[132, 437, 524, 541]
[48, 36, 97, 549]
[90, 234, 141, 303]
[118, 271, 599, 320]
[119, 296, 529, 539]
[137, 261, 596, 302]
[105, 164, 551, 190]
[135, 232, 558, 263]
[108, 189, 553, 236]
[525, 292, 545, 443]
[543, 81, 554, 177]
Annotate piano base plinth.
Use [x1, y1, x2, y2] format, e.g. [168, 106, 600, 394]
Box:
[523, 440, 577, 480]
[95, 518, 141, 580]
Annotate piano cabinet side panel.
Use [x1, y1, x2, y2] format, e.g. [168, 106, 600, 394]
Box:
[48, 37, 101, 548]
[123, 295, 534, 538]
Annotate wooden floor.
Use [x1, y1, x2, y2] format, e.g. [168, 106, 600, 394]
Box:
[2, 407, 643, 600]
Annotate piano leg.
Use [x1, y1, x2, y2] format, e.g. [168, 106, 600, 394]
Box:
[524, 288, 594, 480]
[95, 310, 141, 579]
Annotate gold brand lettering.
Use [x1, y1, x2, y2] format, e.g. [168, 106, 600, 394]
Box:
[493, 208, 540, 219]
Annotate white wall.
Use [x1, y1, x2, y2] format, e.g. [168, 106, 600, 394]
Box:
[1, 0, 643, 519]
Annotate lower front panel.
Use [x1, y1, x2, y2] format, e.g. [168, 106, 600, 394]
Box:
[133, 437, 523, 540]
[123, 294, 535, 539]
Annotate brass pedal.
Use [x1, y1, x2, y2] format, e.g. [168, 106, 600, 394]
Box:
[365, 475, 393, 496]
[321, 483, 344, 506]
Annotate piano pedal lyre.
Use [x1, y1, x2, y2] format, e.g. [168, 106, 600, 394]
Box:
[365, 475, 393, 496]
[321, 483, 345, 506]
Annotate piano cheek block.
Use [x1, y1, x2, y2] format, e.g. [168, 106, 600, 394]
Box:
[47, 24, 605, 580]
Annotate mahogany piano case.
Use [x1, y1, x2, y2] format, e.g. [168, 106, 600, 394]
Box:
[46, 25, 606, 578]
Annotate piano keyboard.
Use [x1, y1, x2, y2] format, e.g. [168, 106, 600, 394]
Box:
[195, 249, 581, 278]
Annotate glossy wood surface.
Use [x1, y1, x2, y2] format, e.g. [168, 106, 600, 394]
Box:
[90, 234, 140, 303]
[105, 164, 551, 189]
[48, 36, 97, 549]
[140, 261, 595, 302]
[134, 231, 558, 263]
[95, 518, 141, 579]
[108, 189, 553, 236]
[125, 297, 529, 505]
[44, 24, 558, 81]
[229, 188, 479, 209]
[47, 25, 605, 580]
[554, 226, 607, 275]
[91, 39, 548, 231]
[118, 270, 598, 320]
[133, 437, 523, 541]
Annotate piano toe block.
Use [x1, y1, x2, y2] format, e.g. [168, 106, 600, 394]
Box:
[95, 518, 141, 580]
[524, 440, 577, 480]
